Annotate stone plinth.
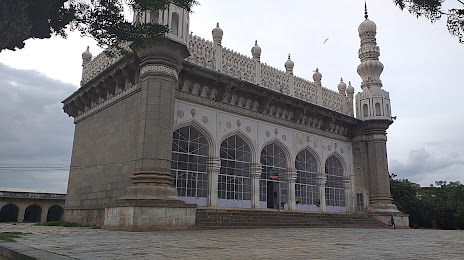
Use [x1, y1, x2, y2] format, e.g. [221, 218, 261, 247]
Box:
[103, 200, 196, 231]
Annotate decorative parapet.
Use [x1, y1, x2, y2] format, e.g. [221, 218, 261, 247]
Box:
[261, 64, 289, 95]
[221, 47, 258, 84]
[294, 76, 319, 104]
[79, 33, 353, 116]
[321, 86, 347, 114]
[186, 35, 216, 70]
[81, 42, 130, 86]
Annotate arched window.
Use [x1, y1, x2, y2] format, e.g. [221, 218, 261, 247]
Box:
[295, 149, 319, 211]
[325, 155, 346, 212]
[46, 205, 64, 222]
[375, 102, 381, 116]
[151, 11, 160, 24]
[171, 125, 209, 206]
[24, 204, 42, 222]
[218, 134, 252, 208]
[363, 104, 369, 117]
[0, 203, 19, 222]
[171, 12, 180, 36]
[260, 142, 288, 209]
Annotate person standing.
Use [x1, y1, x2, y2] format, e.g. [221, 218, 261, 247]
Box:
[390, 215, 396, 229]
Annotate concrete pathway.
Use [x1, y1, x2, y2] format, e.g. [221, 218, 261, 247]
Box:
[1, 223, 464, 259]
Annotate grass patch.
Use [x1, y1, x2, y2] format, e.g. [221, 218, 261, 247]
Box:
[34, 221, 82, 227]
[0, 232, 26, 242]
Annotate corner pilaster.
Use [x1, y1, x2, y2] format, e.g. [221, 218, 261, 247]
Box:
[103, 39, 196, 231]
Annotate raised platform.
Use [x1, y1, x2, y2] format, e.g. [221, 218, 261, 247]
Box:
[195, 208, 388, 229]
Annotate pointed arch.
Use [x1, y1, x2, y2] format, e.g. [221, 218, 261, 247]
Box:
[260, 138, 292, 168]
[24, 204, 42, 222]
[171, 122, 210, 206]
[174, 119, 215, 157]
[324, 152, 346, 211]
[259, 139, 290, 210]
[218, 130, 257, 163]
[295, 148, 320, 211]
[46, 205, 64, 222]
[294, 146, 321, 168]
[218, 132, 253, 208]
[323, 151, 347, 176]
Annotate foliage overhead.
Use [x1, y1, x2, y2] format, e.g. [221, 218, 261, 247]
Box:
[393, 0, 464, 43]
[0, 0, 198, 52]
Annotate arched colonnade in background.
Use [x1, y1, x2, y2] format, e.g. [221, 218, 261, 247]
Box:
[0, 196, 65, 223]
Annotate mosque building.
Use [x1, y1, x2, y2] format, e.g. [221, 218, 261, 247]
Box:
[62, 3, 408, 230]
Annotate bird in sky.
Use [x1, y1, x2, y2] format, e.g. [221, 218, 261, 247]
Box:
[323, 38, 329, 44]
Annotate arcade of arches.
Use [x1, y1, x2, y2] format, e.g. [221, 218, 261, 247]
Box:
[0, 191, 65, 223]
[171, 125, 349, 213]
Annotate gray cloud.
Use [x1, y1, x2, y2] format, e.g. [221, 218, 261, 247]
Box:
[389, 145, 464, 186]
[0, 63, 76, 193]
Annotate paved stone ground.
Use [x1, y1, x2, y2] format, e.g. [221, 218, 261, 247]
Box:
[1, 223, 464, 259]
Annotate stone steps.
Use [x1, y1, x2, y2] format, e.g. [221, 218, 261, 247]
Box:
[195, 208, 387, 229]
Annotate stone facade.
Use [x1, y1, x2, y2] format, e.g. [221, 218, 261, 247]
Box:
[62, 3, 408, 230]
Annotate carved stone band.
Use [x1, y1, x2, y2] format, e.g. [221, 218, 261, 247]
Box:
[352, 135, 387, 142]
[140, 65, 179, 80]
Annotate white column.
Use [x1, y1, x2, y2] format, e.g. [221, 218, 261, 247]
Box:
[207, 157, 221, 207]
[344, 177, 353, 213]
[317, 175, 327, 213]
[250, 163, 262, 209]
[286, 169, 297, 211]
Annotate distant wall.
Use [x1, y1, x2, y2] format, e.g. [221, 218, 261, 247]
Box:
[0, 191, 66, 223]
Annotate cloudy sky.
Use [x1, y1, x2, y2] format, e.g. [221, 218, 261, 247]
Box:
[0, 0, 463, 193]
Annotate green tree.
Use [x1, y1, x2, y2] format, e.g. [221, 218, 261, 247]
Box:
[393, 0, 464, 43]
[389, 173, 425, 228]
[391, 174, 464, 229]
[0, 0, 197, 52]
[431, 181, 464, 229]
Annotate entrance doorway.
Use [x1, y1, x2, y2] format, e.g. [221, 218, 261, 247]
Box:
[266, 180, 287, 209]
[260, 142, 288, 210]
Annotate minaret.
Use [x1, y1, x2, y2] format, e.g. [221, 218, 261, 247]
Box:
[355, 4, 402, 218]
[355, 3, 391, 120]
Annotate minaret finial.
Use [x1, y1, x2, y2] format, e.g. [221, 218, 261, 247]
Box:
[364, 1, 368, 19]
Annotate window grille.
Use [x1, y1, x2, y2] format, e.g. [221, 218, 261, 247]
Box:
[171, 126, 209, 206]
[357, 193, 364, 212]
[218, 135, 252, 207]
[295, 150, 319, 209]
[325, 155, 345, 209]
